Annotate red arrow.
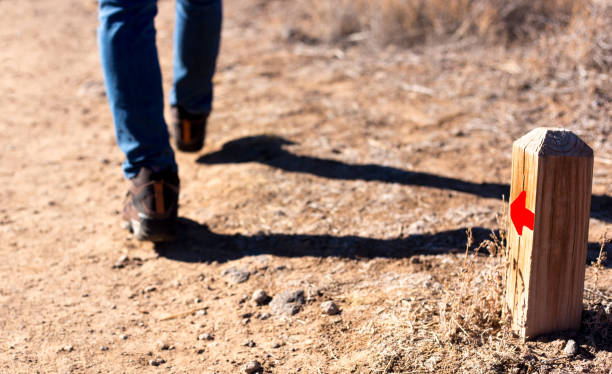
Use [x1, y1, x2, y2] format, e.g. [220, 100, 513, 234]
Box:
[510, 191, 535, 235]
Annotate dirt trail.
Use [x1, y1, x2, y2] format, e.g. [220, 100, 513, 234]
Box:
[1, 0, 610, 373]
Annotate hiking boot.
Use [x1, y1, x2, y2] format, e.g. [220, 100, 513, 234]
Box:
[172, 106, 209, 152]
[122, 168, 179, 242]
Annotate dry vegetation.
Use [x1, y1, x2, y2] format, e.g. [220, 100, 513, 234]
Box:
[289, 0, 609, 60]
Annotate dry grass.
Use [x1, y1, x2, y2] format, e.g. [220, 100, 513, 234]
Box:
[287, 0, 610, 70]
[362, 206, 611, 373]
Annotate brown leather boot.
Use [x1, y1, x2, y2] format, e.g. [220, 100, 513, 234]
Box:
[172, 106, 209, 152]
[122, 168, 179, 242]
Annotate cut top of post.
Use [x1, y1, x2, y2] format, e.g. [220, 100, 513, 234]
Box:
[514, 128, 593, 157]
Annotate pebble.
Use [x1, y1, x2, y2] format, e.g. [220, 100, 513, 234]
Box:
[409, 256, 422, 264]
[112, 255, 129, 269]
[242, 339, 256, 347]
[258, 312, 271, 320]
[198, 333, 214, 341]
[61, 345, 73, 352]
[100, 346, 109, 351]
[120, 335, 128, 340]
[149, 358, 166, 367]
[157, 340, 170, 351]
[243, 360, 263, 374]
[270, 289, 305, 316]
[194, 298, 202, 303]
[197, 309, 207, 316]
[143, 286, 157, 293]
[320, 301, 340, 315]
[252, 290, 272, 306]
[563, 339, 578, 356]
[221, 267, 251, 284]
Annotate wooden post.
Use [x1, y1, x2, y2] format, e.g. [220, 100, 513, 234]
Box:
[506, 128, 593, 339]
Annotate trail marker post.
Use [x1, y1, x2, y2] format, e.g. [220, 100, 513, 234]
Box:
[506, 128, 593, 339]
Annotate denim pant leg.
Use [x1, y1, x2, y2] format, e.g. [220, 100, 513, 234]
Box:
[98, 0, 177, 179]
[170, 0, 222, 115]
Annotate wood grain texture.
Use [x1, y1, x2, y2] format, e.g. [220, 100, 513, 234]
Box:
[506, 128, 593, 339]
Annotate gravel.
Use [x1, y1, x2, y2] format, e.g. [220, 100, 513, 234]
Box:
[112, 255, 129, 269]
[242, 339, 256, 347]
[221, 267, 251, 284]
[198, 333, 214, 341]
[270, 289, 305, 316]
[143, 286, 157, 293]
[563, 339, 578, 356]
[149, 358, 166, 366]
[252, 289, 272, 306]
[243, 360, 263, 374]
[320, 301, 340, 315]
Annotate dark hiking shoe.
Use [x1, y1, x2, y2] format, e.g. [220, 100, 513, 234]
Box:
[172, 106, 209, 152]
[122, 168, 179, 242]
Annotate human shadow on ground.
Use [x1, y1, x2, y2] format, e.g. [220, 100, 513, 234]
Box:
[196, 135, 612, 223]
[155, 219, 493, 262]
[155, 218, 609, 267]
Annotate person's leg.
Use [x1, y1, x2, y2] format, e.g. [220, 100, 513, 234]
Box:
[171, 0, 222, 114]
[98, 0, 176, 179]
[99, 0, 179, 242]
[170, 0, 222, 152]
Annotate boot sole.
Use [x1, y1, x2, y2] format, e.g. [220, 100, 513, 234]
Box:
[124, 216, 176, 242]
[175, 139, 204, 153]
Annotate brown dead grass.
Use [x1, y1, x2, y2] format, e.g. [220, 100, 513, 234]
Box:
[362, 206, 611, 373]
[288, 0, 610, 71]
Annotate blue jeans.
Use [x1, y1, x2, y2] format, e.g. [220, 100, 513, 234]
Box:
[98, 0, 222, 178]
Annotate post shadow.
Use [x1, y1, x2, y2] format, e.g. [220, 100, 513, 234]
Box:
[196, 135, 612, 223]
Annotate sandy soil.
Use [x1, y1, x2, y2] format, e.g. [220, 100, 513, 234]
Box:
[0, 0, 610, 373]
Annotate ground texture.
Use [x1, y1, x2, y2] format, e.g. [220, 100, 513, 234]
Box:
[0, 0, 611, 373]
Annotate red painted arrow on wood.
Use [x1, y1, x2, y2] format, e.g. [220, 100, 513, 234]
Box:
[510, 190, 535, 236]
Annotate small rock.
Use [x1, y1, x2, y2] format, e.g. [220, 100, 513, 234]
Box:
[242, 339, 256, 347]
[197, 309, 207, 316]
[198, 333, 214, 341]
[271, 343, 281, 348]
[143, 286, 157, 293]
[61, 345, 73, 352]
[221, 267, 250, 284]
[112, 255, 129, 269]
[563, 339, 578, 356]
[321, 301, 340, 315]
[252, 290, 272, 306]
[270, 289, 305, 316]
[243, 360, 263, 374]
[194, 298, 201, 303]
[149, 358, 166, 366]
[409, 256, 422, 264]
[157, 341, 170, 351]
[259, 312, 271, 320]
[120, 335, 128, 340]
[100, 346, 109, 351]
